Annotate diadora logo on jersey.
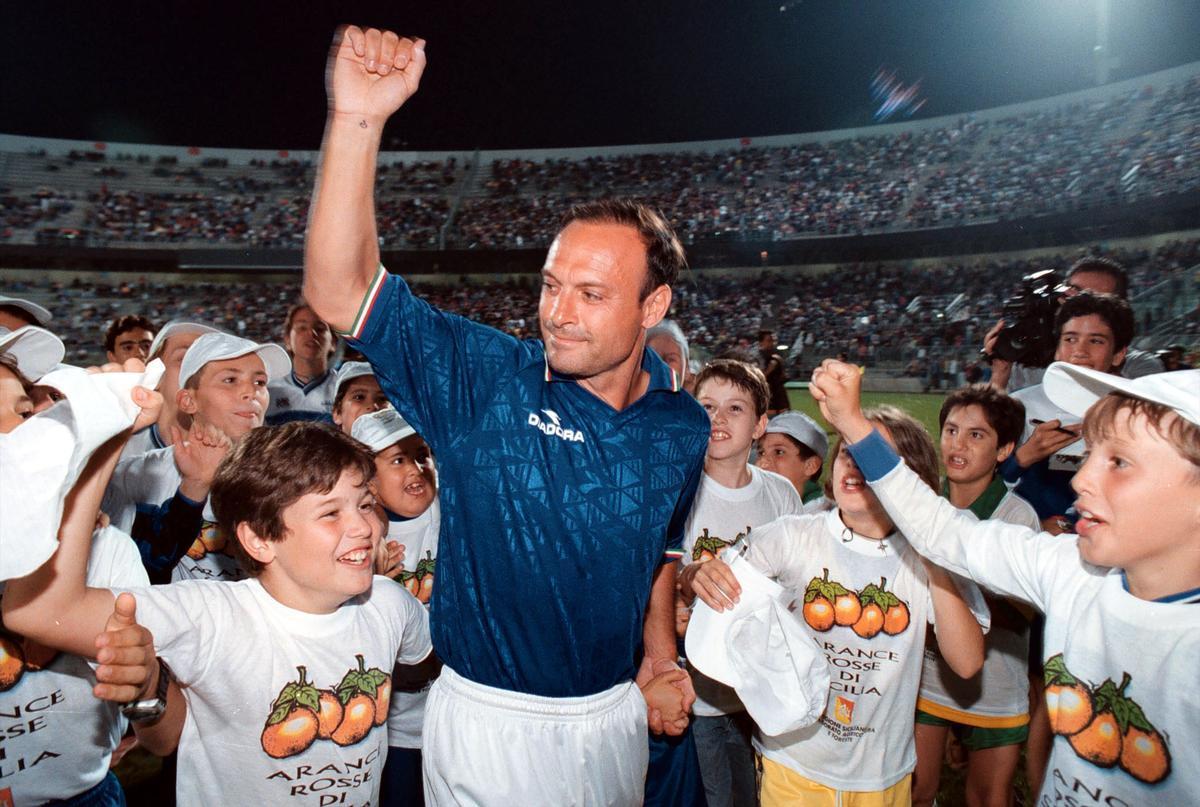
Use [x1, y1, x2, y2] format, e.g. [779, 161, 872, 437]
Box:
[527, 408, 585, 443]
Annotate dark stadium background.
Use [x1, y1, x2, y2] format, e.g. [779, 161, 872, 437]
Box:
[3, 1, 1200, 150]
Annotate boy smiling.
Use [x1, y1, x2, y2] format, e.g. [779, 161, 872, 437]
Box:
[3, 420, 432, 807]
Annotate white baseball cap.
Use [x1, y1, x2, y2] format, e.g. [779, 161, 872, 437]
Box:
[351, 407, 415, 453]
[0, 295, 52, 326]
[765, 411, 829, 460]
[1044, 361, 1200, 427]
[148, 319, 221, 360]
[335, 361, 377, 398]
[685, 551, 830, 736]
[0, 326, 66, 381]
[178, 333, 291, 389]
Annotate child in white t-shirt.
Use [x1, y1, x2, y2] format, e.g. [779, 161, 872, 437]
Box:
[811, 358, 1200, 807]
[3, 406, 433, 807]
[352, 407, 440, 807]
[0, 350, 182, 805]
[913, 384, 1041, 807]
[688, 405, 987, 806]
[676, 359, 803, 807]
[103, 332, 290, 581]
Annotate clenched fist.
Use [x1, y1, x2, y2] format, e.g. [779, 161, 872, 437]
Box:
[326, 26, 427, 125]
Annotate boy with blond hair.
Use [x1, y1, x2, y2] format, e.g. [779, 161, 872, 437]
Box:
[811, 358, 1200, 805]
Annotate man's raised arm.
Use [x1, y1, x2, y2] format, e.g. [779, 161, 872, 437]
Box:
[304, 25, 427, 333]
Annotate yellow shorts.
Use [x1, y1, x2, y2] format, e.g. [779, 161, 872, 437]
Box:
[760, 757, 912, 807]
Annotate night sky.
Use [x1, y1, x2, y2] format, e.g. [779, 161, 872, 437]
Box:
[4, 1, 1199, 151]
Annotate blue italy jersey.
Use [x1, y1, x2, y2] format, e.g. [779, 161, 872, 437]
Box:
[346, 268, 709, 697]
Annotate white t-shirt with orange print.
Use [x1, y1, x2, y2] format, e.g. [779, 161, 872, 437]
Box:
[120, 576, 431, 807]
[744, 508, 988, 792]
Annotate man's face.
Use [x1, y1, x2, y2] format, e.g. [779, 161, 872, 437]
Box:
[372, 434, 437, 518]
[539, 221, 665, 381]
[759, 333, 775, 351]
[1064, 270, 1118, 297]
[107, 327, 155, 364]
[286, 307, 333, 363]
[0, 308, 38, 331]
[940, 404, 1011, 488]
[1072, 409, 1200, 573]
[333, 376, 390, 434]
[0, 364, 33, 434]
[181, 353, 269, 439]
[646, 333, 686, 385]
[697, 377, 767, 463]
[249, 469, 379, 614]
[1054, 314, 1126, 373]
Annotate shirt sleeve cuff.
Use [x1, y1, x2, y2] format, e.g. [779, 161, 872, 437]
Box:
[173, 488, 206, 510]
[845, 428, 901, 482]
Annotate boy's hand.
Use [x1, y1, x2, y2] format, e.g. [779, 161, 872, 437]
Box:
[1015, 420, 1081, 468]
[375, 540, 405, 578]
[87, 358, 164, 432]
[328, 26, 427, 126]
[173, 422, 232, 501]
[810, 359, 872, 442]
[93, 593, 158, 703]
[682, 558, 741, 612]
[640, 667, 689, 733]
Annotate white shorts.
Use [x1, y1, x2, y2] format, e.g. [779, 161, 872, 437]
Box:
[423, 666, 648, 806]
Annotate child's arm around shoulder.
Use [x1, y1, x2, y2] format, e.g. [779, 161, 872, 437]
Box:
[3, 380, 161, 658]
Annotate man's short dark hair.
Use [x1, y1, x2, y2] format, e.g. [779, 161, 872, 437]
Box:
[211, 422, 376, 576]
[939, 384, 1027, 450]
[1067, 257, 1129, 299]
[559, 199, 687, 300]
[1054, 291, 1135, 352]
[693, 358, 770, 418]
[757, 329, 775, 342]
[104, 315, 156, 353]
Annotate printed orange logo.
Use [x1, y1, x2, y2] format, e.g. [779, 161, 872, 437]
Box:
[1, 786, 13, 807]
[186, 522, 233, 561]
[261, 656, 391, 759]
[834, 696, 855, 725]
[0, 628, 59, 692]
[690, 527, 747, 563]
[803, 571, 910, 639]
[1044, 654, 1171, 785]
[400, 550, 436, 605]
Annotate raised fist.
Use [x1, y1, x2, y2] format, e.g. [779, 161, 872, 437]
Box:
[326, 26, 427, 125]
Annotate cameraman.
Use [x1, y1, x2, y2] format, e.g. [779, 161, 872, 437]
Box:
[985, 257, 1163, 391]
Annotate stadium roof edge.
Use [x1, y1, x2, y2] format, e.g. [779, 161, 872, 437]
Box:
[2, 60, 1197, 164]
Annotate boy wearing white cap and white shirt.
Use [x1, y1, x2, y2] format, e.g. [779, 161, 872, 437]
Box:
[0, 293, 53, 331]
[120, 319, 220, 460]
[333, 361, 391, 435]
[756, 410, 830, 509]
[103, 332, 290, 581]
[811, 358, 1200, 806]
[352, 407, 441, 806]
[676, 359, 803, 807]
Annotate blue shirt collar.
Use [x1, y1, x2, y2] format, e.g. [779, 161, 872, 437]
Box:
[542, 345, 680, 393]
[290, 368, 331, 394]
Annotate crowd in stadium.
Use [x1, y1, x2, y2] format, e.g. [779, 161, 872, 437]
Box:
[2, 75, 1197, 250]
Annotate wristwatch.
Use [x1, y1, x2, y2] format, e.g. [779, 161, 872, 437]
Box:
[121, 657, 172, 724]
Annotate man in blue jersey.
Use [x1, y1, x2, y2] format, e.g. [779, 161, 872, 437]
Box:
[304, 25, 710, 804]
